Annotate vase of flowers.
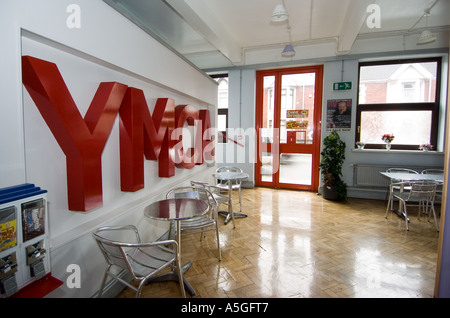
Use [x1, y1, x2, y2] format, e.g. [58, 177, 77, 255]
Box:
[419, 143, 433, 151]
[382, 134, 394, 150]
[355, 141, 365, 150]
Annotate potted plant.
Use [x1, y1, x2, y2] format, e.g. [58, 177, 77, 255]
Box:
[319, 131, 347, 200]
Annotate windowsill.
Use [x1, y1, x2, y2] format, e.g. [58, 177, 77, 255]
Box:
[352, 149, 444, 155]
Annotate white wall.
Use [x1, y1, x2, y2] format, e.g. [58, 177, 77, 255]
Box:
[216, 69, 256, 187]
[0, 0, 217, 297]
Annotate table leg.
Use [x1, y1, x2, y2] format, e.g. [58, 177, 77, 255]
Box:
[217, 180, 247, 226]
[146, 261, 196, 296]
[228, 180, 236, 227]
[219, 211, 248, 225]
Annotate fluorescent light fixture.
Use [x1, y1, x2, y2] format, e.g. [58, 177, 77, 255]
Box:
[271, 4, 288, 22]
[282, 44, 295, 57]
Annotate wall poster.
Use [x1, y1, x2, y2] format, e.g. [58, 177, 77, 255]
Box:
[326, 99, 352, 131]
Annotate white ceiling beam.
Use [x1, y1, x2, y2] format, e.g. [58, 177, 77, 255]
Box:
[337, 0, 373, 54]
[164, 0, 242, 64]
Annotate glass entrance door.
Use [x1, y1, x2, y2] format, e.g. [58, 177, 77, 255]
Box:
[255, 66, 323, 191]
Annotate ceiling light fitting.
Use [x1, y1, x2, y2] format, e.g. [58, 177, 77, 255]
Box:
[271, 4, 288, 22]
[282, 44, 295, 57]
[270, 2, 295, 57]
[417, 30, 437, 44]
[417, 10, 436, 45]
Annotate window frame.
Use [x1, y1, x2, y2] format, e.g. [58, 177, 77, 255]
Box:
[356, 57, 442, 150]
[211, 73, 229, 143]
[217, 108, 228, 143]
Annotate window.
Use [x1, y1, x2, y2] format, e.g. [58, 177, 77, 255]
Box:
[212, 74, 228, 143]
[356, 57, 441, 150]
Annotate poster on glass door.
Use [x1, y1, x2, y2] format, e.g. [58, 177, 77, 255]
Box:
[326, 99, 352, 131]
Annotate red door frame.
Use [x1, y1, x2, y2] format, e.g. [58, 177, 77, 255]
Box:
[255, 65, 323, 191]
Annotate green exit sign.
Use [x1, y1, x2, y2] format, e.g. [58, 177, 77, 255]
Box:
[333, 82, 352, 90]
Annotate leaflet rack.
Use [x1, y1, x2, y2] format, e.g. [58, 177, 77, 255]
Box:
[0, 183, 61, 298]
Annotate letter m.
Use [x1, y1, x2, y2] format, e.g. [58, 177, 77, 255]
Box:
[119, 88, 176, 191]
[22, 56, 127, 211]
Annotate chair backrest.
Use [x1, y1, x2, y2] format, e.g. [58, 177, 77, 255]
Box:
[216, 166, 243, 173]
[166, 186, 217, 217]
[421, 169, 444, 174]
[93, 225, 140, 276]
[386, 168, 419, 174]
[408, 182, 437, 201]
[386, 168, 419, 183]
[190, 181, 208, 188]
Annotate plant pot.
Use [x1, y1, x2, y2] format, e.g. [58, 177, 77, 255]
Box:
[322, 185, 339, 200]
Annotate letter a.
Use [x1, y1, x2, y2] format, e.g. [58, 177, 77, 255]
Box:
[66, 4, 81, 29]
[366, 4, 381, 29]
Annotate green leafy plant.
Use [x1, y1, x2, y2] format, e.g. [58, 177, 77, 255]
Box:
[319, 131, 347, 200]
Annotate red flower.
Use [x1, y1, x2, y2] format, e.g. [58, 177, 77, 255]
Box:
[382, 134, 394, 143]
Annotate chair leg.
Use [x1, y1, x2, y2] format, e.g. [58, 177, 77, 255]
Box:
[403, 202, 409, 231]
[175, 223, 186, 298]
[431, 204, 439, 232]
[385, 193, 392, 218]
[136, 281, 146, 298]
[215, 224, 221, 261]
[97, 269, 109, 298]
[239, 187, 242, 212]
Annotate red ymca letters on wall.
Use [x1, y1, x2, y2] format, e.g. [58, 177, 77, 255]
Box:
[21, 56, 214, 212]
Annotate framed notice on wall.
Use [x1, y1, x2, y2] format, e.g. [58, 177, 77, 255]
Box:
[21, 199, 46, 242]
[326, 99, 352, 131]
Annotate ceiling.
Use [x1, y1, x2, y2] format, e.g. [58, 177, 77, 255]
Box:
[104, 0, 450, 71]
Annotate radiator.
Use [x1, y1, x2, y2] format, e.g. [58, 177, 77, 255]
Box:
[353, 164, 390, 188]
[352, 164, 442, 188]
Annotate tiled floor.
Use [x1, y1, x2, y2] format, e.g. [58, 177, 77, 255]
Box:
[117, 187, 440, 298]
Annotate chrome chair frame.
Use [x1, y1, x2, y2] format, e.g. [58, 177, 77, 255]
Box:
[93, 225, 186, 298]
[385, 181, 439, 231]
[421, 169, 444, 204]
[385, 168, 419, 210]
[214, 166, 243, 213]
[191, 180, 231, 213]
[421, 169, 444, 174]
[166, 186, 221, 261]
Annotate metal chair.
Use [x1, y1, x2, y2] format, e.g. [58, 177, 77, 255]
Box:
[385, 168, 419, 210]
[214, 166, 243, 213]
[191, 180, 231, 214]
[421, 169, 444, 203]
[93, 225, 186, 298]
[385, 181, 439, 231]
[421, 169, 444, 174]
[166, 186, 221, 261]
